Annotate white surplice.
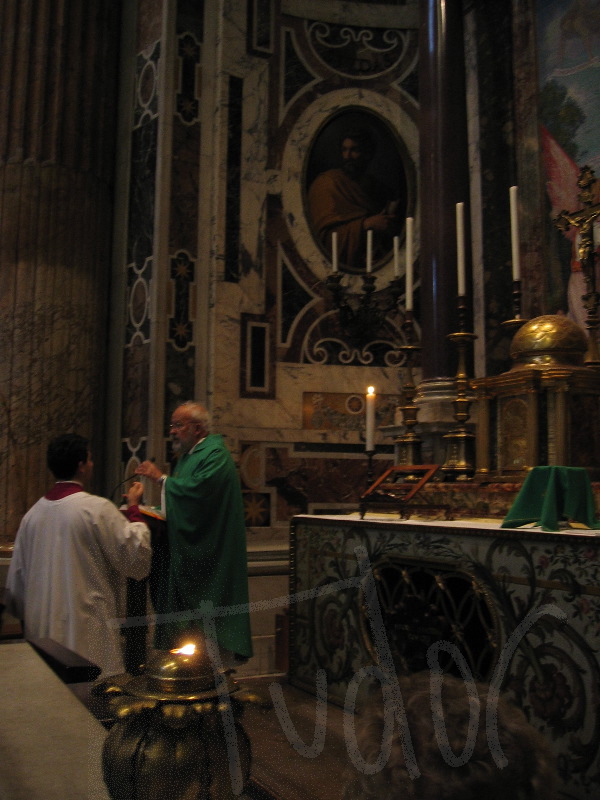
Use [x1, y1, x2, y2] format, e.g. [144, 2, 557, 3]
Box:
[4, 491, 151, 678]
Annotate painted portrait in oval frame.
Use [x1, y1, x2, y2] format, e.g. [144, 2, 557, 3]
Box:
[305, 108, 410, 274]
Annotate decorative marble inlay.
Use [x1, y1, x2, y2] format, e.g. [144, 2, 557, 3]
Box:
[176, 33, 201, 124]
[122, 337, 150, 445]
[306, 21, 415, 79]
[128, 121, 158, 270]
[134, 42, 160, 127]
[279, 257, 317, 346]
[238, 442, 393, 525]
[282, 28, 318, 108]
[241, 315, 273, 397]
[226, 76, 244, 282]
[130, 278, 149, 329]
[164, 345, 196, 421]
[168, 251, 195, 350]
[243, 492, 272, 526]
[248, 0, 274, 56]
[300, 308, 406, 367]
[302, 392, 400, 431]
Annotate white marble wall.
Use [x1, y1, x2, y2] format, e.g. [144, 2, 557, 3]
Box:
[203, 3, 420, 552]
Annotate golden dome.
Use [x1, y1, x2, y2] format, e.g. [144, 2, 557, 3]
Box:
[509, 315, 588, 369]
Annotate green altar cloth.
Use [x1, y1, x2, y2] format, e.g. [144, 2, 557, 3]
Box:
[501, 466, 600, 532]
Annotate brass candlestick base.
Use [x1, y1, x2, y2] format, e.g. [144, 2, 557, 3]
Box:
[395, 311, 423, 473]
[441, 298, 477, 480]
[501, 279, 528, 335]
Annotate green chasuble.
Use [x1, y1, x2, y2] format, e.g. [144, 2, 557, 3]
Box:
[155, 435, 252, 657]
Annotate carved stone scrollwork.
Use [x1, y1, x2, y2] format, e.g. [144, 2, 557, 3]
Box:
[301, 309, 408, 367]
[306, 22, 416, 79]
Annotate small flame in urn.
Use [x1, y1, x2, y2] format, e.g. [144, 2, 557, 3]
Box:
[171, 643, 196, 656]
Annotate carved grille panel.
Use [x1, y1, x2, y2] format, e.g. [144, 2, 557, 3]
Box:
[360, 557, 501, 680]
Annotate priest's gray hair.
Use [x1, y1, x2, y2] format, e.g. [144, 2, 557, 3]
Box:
[178, 401, 211, 430]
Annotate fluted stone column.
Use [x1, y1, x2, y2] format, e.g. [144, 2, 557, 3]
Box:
[0, 0, 122, 539]
[418, 0, 471, 392]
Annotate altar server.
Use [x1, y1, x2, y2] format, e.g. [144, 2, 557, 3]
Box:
[4, 434, 151, 678]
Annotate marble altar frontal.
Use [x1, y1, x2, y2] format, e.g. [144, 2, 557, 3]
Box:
[289, 514, 600, 799]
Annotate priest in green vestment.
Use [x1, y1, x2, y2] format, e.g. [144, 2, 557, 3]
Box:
[136, 402, 253, 660]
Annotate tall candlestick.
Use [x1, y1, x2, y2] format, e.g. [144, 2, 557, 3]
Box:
[405, 217, 414, 310]
[331, 231, 338, 273]
[365, 386, 376, 452]
[393, 236, 400, 278]
[456, 202, 466, 296]
[509, 185, 521, 281]
[366, 229, 373, 273]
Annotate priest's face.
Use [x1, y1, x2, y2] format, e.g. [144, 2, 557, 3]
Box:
[170, 409, 205, 455]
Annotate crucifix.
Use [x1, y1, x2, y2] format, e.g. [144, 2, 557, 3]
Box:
[554, 165, 600, 365]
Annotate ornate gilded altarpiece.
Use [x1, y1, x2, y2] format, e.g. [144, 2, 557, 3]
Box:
[472, 366, 600, 482]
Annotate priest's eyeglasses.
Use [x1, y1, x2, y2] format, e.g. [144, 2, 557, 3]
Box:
[169, 420, 192, 430]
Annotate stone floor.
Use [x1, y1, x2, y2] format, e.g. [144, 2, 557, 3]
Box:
[239, 676, 352, 800]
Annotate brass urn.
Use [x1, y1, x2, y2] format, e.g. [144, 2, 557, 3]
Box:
[100, 639, 270, 800]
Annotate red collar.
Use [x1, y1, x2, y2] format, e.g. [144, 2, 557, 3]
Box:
[45, 482, 85, 500]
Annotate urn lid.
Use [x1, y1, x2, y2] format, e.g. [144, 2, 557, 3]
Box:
[124, 642, 234, 701]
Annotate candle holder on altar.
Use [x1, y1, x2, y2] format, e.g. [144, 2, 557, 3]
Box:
[441, 296, 477, 480]
[99, 634, 271, 800]
[395, 310, 423, 472]
[366, 449, 376, 487]
[325, 269, 404, 348]
[501, 279, 529, 335]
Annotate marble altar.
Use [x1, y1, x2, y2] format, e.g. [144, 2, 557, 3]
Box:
[289, 513, 600, 799]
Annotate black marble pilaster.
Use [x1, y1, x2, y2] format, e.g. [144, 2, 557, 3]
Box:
[418, 0, 471, 380]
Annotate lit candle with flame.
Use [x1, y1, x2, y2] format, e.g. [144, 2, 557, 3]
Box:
[366, 386, 376, 452]
[171, 643, 197, 656]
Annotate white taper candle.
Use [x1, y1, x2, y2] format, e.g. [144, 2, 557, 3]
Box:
[509, 185, 521, 282]
[366, 386, 376, 452]
[405, 217, 414, 310]
[456, 202, 466, 296]
[331, 231, 338, 273]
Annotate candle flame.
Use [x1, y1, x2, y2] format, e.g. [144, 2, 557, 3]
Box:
[367, 386, 375, 396]
[171, 643, 196, 655]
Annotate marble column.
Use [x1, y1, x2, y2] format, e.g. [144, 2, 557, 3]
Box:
[418, 0, 471, 391]
[0, 0, 121, 540]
